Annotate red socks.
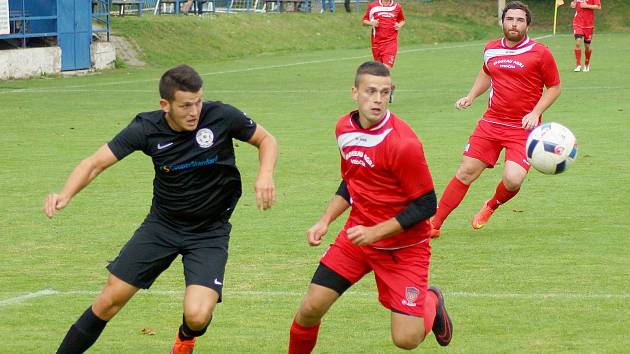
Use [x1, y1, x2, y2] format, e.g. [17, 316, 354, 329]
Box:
[574, 48, 582, 66]
[585, 49, 592, 66]
[289, 320, 320, 354]
[487, 181, 519, 210]
[432, 177, 470, 230]
[423, 289, 438, 337]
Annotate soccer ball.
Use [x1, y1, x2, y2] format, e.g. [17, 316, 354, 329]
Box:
[526, 122, 577, 175]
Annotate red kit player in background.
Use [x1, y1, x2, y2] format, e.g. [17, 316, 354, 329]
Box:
[362, 0, 405, 70]
[288, 61, 452, 354]
[430, 1, 561, 237]
[571, 0, 601, 72]
[363, 0, 405, 102]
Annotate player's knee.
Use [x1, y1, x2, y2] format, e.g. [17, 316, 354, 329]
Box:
[502, 174, 523, 191]
[391, 332, 422, 350]
[455, 167, 478, 185]
[93, 294, 125, 319]
[184, 310, 213, 330]
[183, 314, 212, 337]
[298, 298, 327, 321]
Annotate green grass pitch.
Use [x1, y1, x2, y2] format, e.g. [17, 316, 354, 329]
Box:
[1, 33, 629, 353]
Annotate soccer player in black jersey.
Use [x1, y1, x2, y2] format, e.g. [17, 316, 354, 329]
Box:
[44, 65, 277, 354]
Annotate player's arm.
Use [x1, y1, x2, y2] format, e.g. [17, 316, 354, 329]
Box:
[346, 190, 436, 246]
[363, 19, 378, 27]
[394, 20, 405, 31]
[455, 69, 491, 109]
[522, 84, 562, 130]
[247, 124, 278, 211]
[44, 144, 119, 219]
[583, 3, 601, 9]
[307, 181, 351, 246]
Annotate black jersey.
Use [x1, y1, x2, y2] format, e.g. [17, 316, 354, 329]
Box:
[108, 101, 257, 231]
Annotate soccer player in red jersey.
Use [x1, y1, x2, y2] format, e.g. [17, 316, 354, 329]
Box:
[430, 1, 561, 237]
[288, 61, 452, 353]
[362, 0, 405, 69]
[571, 0, 601, 72]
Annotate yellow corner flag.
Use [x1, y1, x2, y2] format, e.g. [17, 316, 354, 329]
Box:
[553, 0, 564, 36]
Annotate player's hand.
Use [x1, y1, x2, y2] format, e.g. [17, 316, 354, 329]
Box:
[570, 1, 576, 8]
[306, 221, 328, 247]
[521, 112, 539, 130]
[44, 193, 69, 219]
[455, 96, 473, 109]
[371, 20, 379, 27]
[346, 225, 381, 246]
[394, 22, 402, 31]
[254, 175, 275, 211]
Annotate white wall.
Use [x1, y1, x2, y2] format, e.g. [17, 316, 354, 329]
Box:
[0, 47, 61, 80]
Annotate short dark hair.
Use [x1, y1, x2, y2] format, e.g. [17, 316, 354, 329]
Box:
[354, 61, 390, 87]
[502, 1, 531, 25]
[159, 65, 203, 102]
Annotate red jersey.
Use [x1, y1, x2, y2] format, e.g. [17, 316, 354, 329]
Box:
[363, 0, 405, 45]
[336, 110, 434, 249]
[481, 36, 560, 127]
[573, 0, 600, 29]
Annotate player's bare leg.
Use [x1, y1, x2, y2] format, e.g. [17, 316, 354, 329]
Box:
[431, 156, 487, 236]
[391, 313, 425, 349]
[472, 161, 526, 229]
[455, 156, 488, 185]
[171, 285, 219, 354]
[289, 284, 340, 354]
[92, 273, 140, 319]
[390, 287, 452, 348]
[182, 0, 193, 14]
[57, 274, 139, 353]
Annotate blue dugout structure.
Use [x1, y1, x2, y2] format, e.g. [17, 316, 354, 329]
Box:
[1, 0, 95, 71]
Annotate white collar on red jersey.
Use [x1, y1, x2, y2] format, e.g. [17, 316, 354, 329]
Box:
[349, 110, 391, 131]
[501, 35, 531, 49]
[484, 38, 535, 67]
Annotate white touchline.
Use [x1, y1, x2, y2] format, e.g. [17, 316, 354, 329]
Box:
[0, 289, 59, 306]
[2, 288, 628, 307]
[0, 35, 564, 95]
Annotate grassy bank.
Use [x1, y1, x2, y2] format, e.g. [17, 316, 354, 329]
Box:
[110, 0, 629, 67]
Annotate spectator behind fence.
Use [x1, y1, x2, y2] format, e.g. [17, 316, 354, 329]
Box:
[321, 0, 334, 13]
[183, 0, 203, 15]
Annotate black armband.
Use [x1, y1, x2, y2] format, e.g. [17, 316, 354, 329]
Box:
[395, 190, 437, 230]
[335, 180, 350, 203]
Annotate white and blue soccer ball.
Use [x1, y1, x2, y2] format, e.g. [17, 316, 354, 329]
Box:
[526, 122, 577, 175]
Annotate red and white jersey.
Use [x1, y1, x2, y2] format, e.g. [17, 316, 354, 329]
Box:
[336, 110, 434, 249]
[363, 0, 405, 45]
[573, 0, 600, 29]
[481, 36, 560, 127]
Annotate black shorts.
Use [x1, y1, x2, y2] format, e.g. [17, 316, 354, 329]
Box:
[106, 213, 231, 300]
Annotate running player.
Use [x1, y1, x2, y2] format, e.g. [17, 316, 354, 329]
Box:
[571, 0, 601, 72]
[430, 1, 561, 237]
[45, 65, 277, 354]
[288, 61, 452, 353]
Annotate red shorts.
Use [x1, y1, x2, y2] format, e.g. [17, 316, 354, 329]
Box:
[320, 230, 431, 317]
[463, 119, 531, 170]
[371, 41, 398, 68]
[574, 26, 594, 43]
